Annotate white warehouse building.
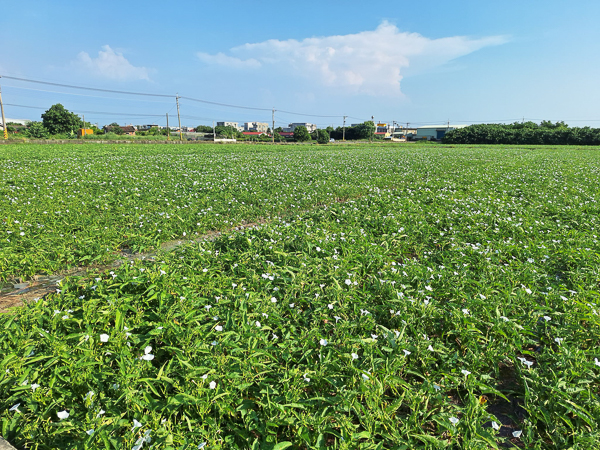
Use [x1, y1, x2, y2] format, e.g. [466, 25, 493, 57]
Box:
[416, 124, 469, 140]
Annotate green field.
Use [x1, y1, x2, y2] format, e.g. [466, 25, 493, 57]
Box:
[1, 143, 600, 449]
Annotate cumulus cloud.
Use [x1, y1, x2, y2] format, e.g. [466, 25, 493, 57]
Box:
[197, 52, 261, 69]
[76, 45, 151, 81]
[197, 22, 507, 96]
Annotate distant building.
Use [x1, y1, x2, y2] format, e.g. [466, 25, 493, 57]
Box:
[288, 122, 316, 133]
[244, 122, 269, 132]
[416, 125, 469, 140]
[217, 121, 241, 130]
[136, 124, 159, 131]
[103, 125, 137, 136]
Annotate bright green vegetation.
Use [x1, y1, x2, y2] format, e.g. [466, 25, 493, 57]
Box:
[1, 143, 600, 449]
[2, 142, 429, 282]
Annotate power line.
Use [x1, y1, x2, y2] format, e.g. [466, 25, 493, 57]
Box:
[1, 75, 173, 98]
[5, 103, 165, 117]
[3, 84, 174, 104]
[180, 95, 271, 112]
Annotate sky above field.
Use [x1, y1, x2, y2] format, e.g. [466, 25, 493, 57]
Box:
[1, 0, 599, 128]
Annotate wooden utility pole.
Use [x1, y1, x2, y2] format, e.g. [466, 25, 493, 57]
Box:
[212, 121, 216, 141]
[272, 107, 275, 144]
[176, 95, 183, 141]
[342, 115, 347, 141]
[0, 81, 7, 140]
[166, 113, 170, 141]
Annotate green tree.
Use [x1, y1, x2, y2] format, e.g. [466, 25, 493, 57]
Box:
[317, 129, 330, 144]
[215, 125, 241, 139]
[293, 126, 311, 142]
[195, 125, 213, 133]
[25, 122, 49, 139]
[106, 123, 125, 135]
[41, 104, 82, 135]
[354, 121, 375, 140]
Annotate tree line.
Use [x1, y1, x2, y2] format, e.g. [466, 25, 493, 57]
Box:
[442, 121, 600, 145]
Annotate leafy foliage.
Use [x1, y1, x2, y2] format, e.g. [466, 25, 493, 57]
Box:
[1, 143, 600, 448]
[41, 104, 82, 135]
[316, 129, 329, 144]
[293, 126, 311, 142]
[443, 122, 600, 145]
[24, 122, 49, 139]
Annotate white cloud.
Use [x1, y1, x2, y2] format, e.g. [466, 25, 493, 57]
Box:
[197, 52, 261, 69]
[197, 22, 507, 96]
[76, 45, 151, 81]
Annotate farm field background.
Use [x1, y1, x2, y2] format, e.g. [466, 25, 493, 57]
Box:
[1, 143, 600, 449]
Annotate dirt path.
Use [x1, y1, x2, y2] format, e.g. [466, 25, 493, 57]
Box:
[0, 221, 264, 313]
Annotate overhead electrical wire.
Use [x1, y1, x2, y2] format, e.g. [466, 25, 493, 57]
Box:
[1, 75, 173, 98]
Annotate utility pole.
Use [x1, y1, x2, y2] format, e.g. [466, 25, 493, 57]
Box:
[0, 80, 7, 140]
[342, 115, 347, 141]
[176, 95, 183, 141]
[82, 114, 85, 139]
[370, 115, 374, 143]
[166, 113, 170, 141]
[272, 107, 275, 144]
[212, 121, 216, 142]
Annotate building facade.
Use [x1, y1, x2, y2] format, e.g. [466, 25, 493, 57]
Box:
[244, 122, 269, 132]
[287, 123, 317, 133]
[415, 125, 469, 140]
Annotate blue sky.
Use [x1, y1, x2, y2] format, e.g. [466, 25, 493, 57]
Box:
[2, 0, 599, 128]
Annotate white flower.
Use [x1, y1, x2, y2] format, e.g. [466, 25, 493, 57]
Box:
[351, 353, 358, 360]
[491, 421, 500, 430]
[403, 349, 411, 356]
[209, 381, 216, 389]
[512, 430, 522, 438]
[289, 303, 295, 308]
[500, 316, 509, 322]
[198, 443, 207, 449]
[462, 308, 470, 315]
[334, 316, 341, 323]
[461, 370, 471, 376]
[255, 321, 261, 328]
[100, 334, 109, 343]
[594, 358, 600, 367]
[554, 337, 563, 345]
[328, 304, 334, 309]
[57, 410, 70, 420]
[271, 297, 277, 303]
[543, 316, 551, 321]
[215, 325, 223, 332]
[141, 353, 155, 361]
[425, 285, 433, 291]
[9, 403, 20, 412]
[319, 339, 328, 346]
[449, 417, 459, 425]
[345, 279, 351, 285]
[31, 383, 40, 391]
[201, 374, 208, 380]
[303, 374, 310, 382]
[361, 373, 370, 381]
[427, 345, 434, 351]
[202, 268, 208, 273]
[131, 418, 142, 432]
[525, 288, 532, 295]
[479, 294, 486, 300]
[86, 429, 94, 435]
[371, 334, 378, 340]
[433, 384, 440, 391]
